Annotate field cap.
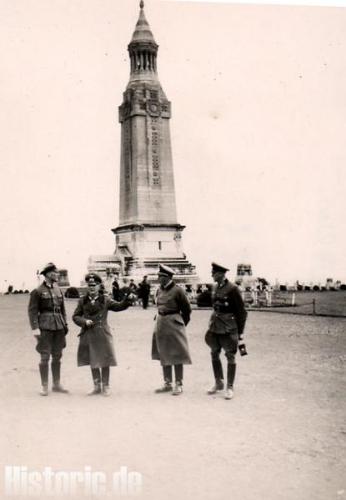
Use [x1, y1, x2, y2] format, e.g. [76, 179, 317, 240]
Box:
[211, 262, 229, 274]
[158, 264, 174, 277]
[40, 263, 59, 276]
[85, 272, 102, 285]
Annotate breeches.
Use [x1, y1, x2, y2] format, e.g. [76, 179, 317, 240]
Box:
[205, 331, 238, 364]
[35, 329, 66, 363]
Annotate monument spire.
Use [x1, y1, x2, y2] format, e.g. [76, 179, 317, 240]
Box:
[88, 2, 198, 285]
[128, 0, 158, 81]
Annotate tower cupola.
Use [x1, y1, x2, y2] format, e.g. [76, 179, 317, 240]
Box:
[128, 1, 158, 77]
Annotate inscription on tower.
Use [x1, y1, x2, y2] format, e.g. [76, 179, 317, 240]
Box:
[151, 117, 160, 186]
[123, 120, 132, 212]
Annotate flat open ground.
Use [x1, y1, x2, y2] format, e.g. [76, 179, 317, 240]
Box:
[0, 295, 345, 500]
[260, 290, 346, 316]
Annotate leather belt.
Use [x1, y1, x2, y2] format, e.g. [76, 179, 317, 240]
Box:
[213, 306, 234, 314]
[158, 310, 179, 316]
[41, 307, 61, 313]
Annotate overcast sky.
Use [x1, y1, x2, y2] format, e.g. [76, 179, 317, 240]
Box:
[0, 0, 345, 290]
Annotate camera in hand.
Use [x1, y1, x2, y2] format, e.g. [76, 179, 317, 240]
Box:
[238, 342, 248, 356]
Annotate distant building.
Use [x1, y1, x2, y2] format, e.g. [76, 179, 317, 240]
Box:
[235, 263, 258, 289]
[57, 269, 70, 287]
[236, 264, 253, 277]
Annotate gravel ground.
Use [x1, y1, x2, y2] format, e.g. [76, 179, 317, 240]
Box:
[0, 295, 345, 500]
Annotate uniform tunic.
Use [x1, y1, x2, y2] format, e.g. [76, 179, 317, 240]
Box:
[205, 279, 247, 356]
[28, 282, 67, 332]
[207, 279, 247, 335]
[72, 294, 129, 368]
[151, 282, 192, 366]
[28, 281, 68, 357]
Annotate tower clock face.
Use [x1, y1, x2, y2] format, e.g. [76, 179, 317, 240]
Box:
[147, 100, 161, 117]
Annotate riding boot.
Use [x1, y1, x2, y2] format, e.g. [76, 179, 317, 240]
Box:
[227, 363, 236, 389]
[88, 368, 102, 395]
[51, 361, 69, 393]
[101, 367, 110, 396]
[174, 364, 183, 385]
[207, 357, 224, 394]
[212, 358, 224, 382]
[39, 363, 49, 396]
[155, 366, 173, 393]
[172, 365, 183, 395]
[162, 365, 172, 383]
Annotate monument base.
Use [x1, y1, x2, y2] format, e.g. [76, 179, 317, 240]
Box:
[87, 223, 199, 286]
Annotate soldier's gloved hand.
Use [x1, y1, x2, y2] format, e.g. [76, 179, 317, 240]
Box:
[32, 330, 40, 339]
[238, 334, 244, 341]
[85, 320, 94, 327]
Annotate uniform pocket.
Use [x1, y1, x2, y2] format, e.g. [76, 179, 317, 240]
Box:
[225, 327, 238, 335]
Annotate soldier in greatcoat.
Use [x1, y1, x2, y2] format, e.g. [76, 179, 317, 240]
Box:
[72, 273, 132, 397]
[28, 263, 69, 396]
[151, 264, 192, 396]
[205, 262, 247, 400]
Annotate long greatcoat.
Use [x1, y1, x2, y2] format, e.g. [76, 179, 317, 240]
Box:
[151, 282, 192, 366]
[72, 294, 129, 368]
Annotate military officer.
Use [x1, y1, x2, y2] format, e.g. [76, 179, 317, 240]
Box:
[205, 262, 247, 400]
[73, 273, 133, 397]
[151, 264, 192, 396]
[28, 263, 69, 396]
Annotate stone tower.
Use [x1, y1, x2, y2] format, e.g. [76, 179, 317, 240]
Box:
[88, 2, 198, 285]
